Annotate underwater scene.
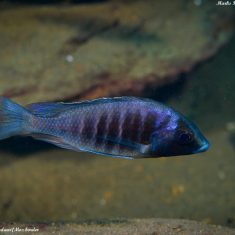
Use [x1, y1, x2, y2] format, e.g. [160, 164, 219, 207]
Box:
[0, 0, 235, 234]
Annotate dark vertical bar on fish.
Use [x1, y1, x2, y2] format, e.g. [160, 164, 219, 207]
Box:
[121, 110, 133, 141]
[129, 109, 142, 143]
[94, 112, 108, 148]
[81, 112, 94, 141]
[104, 110, 121, 152]
[140, 111, 158, 144]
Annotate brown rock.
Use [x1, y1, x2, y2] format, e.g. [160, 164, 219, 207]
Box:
[0, 1, 234, 104]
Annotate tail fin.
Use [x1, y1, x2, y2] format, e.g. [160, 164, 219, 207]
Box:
[0, 97, 30, 140]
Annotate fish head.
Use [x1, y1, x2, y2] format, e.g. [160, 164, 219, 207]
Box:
[151, 114, 210, 156]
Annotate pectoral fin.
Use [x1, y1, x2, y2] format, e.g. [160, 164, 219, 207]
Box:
[96, 135, 151, 157]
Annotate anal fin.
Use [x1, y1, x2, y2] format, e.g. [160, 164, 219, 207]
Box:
[31, 134, 79, 152]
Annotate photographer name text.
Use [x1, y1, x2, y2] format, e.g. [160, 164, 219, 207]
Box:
[216, 1, 235, 5]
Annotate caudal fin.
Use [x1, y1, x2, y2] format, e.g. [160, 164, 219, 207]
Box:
[0, 97, 30, 140]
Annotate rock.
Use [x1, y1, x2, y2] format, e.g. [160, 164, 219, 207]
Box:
[0, 219, 234, 235]
[0, 0, 234, 104]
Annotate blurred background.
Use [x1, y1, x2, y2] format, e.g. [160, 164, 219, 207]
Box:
[0, 0, 234, 228]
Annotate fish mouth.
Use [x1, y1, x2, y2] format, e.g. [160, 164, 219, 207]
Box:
[196, 138, 210, 153]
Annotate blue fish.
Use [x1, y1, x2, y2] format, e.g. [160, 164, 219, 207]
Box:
[0, 96, 209, 159]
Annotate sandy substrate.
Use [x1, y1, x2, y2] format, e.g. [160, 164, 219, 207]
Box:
[1, 218, 235, 235]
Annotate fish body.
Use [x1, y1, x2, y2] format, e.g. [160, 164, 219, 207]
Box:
[0, 96, 209, 159]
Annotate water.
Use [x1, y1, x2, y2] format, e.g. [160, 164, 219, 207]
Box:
[0, 0, 234, 229]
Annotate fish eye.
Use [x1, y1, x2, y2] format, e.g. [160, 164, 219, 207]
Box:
[178, 131, 193, 145]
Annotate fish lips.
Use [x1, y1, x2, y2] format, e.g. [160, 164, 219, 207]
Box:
[194, 138, 210, 153]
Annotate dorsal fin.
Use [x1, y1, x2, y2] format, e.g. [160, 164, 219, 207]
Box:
[26, 102, 73, 118]
[65, 96, 155, 106]
[27, 97, 155, 118]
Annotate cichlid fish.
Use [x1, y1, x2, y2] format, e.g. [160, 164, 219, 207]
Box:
[0, 96, 209, 159]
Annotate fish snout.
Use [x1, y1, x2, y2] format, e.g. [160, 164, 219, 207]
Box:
[196, 137, 210, 153]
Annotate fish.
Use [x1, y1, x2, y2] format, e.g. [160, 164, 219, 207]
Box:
[0, 96, 209, 159]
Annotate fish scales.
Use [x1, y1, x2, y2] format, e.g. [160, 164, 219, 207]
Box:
[81, 114, 93, 140]
[103, 109, 121, 152]
[29, 99, 176, 156]
[140, 111, 160, 144]
[85, 103, 133, 154]
[94, 112, 108, 148]
[0, 96, 210, 158]
[89, 102, 153, 154]
[121, 110, 132, 140]
[105, 107, 141, 155]
[71, 101, 149, 156]
[129, 110, 142, 143]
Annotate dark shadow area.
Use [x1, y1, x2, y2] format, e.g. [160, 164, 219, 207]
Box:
[229, 132, 235, 151]
[0, 136, 93, 166]
[144, 73, 188, 102]
[0, 136, 57, 156]
[1, 0, 107, 4]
